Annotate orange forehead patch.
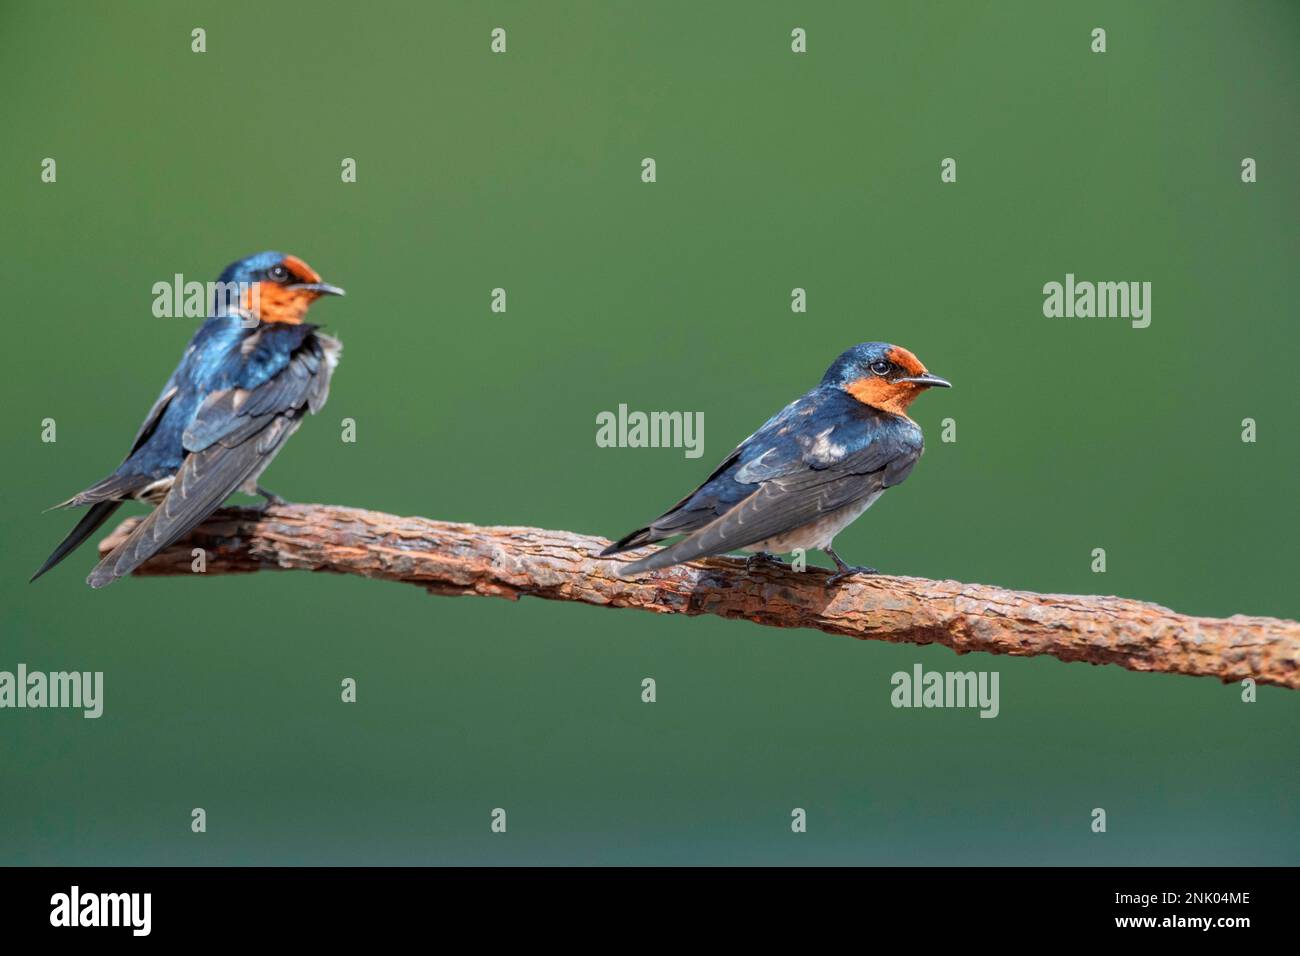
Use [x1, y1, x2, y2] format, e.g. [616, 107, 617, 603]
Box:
[886, 346, 927, 376]
[846, 376, 922, 416]
[280, 254, 321, 283]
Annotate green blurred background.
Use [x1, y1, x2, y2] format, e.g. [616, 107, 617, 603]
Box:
[1, 1, 1296, 865]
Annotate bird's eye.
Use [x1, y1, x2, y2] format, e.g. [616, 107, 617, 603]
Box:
[869, 360, 891, 376]
[268, 264, 290, 282]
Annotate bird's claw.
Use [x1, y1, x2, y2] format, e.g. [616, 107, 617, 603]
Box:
[255, 486, 288, 510]
[826, 565, 877, 586]
[745, 551, 786, 573]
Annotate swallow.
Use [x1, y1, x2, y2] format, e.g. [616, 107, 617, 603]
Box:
[32, 251, 344, 588]
[601, 343, 951, 583]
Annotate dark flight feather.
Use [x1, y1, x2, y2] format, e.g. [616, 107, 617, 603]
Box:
[30, 500, 125, 583]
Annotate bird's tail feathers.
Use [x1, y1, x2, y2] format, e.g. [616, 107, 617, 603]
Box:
[599, 526, 665, 557]
[49, 471, 147, 510]
[30, 499, 124, 583]
[615, 532, 717, 577]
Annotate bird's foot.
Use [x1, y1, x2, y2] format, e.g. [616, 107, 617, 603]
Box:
[254, 485, 288, 510]
[823, 547, 876, 586]
[826, 564, 877, 586]
[745, 551, 786, 573]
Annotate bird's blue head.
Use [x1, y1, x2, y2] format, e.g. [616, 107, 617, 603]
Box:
[213, 251, 344, 324]
[822, 342, 951, 414]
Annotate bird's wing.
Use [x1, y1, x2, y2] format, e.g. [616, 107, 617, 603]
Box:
[85, 334, 334, 588]
[126, 379, 181, 458]
[618, 406, 923, 574]
[600, 391, 822, 554]
[598, 449, 743, 553]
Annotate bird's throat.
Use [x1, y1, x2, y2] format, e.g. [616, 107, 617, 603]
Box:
[245, 282, 314, 325]
[845, 377, 921, 416]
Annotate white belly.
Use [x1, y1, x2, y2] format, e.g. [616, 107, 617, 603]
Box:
[744, 490, 884, 554]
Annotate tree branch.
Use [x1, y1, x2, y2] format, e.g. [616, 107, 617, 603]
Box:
[98, 503, 1299, 689]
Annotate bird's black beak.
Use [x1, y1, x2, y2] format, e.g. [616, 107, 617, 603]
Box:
[289, 282, 346, 297]
[899, 372, 951, 388]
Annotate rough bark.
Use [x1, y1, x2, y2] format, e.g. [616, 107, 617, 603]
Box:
[98, 503, 1300, 689]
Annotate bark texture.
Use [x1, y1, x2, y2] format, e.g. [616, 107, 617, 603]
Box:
[98, 504, 1300, 689]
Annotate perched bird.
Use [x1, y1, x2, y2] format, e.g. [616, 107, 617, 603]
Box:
[32, 251, 344, 588]
[601, 343, 950, 583]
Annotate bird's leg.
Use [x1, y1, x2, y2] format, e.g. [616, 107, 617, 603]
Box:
[255, 485, 288, 509]
[824, 546, 877, 585]
[745, 551, 786, 573]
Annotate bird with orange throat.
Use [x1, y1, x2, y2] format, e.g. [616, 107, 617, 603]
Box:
[33, 251, 344, 588]
[602, 343, 950, 583]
